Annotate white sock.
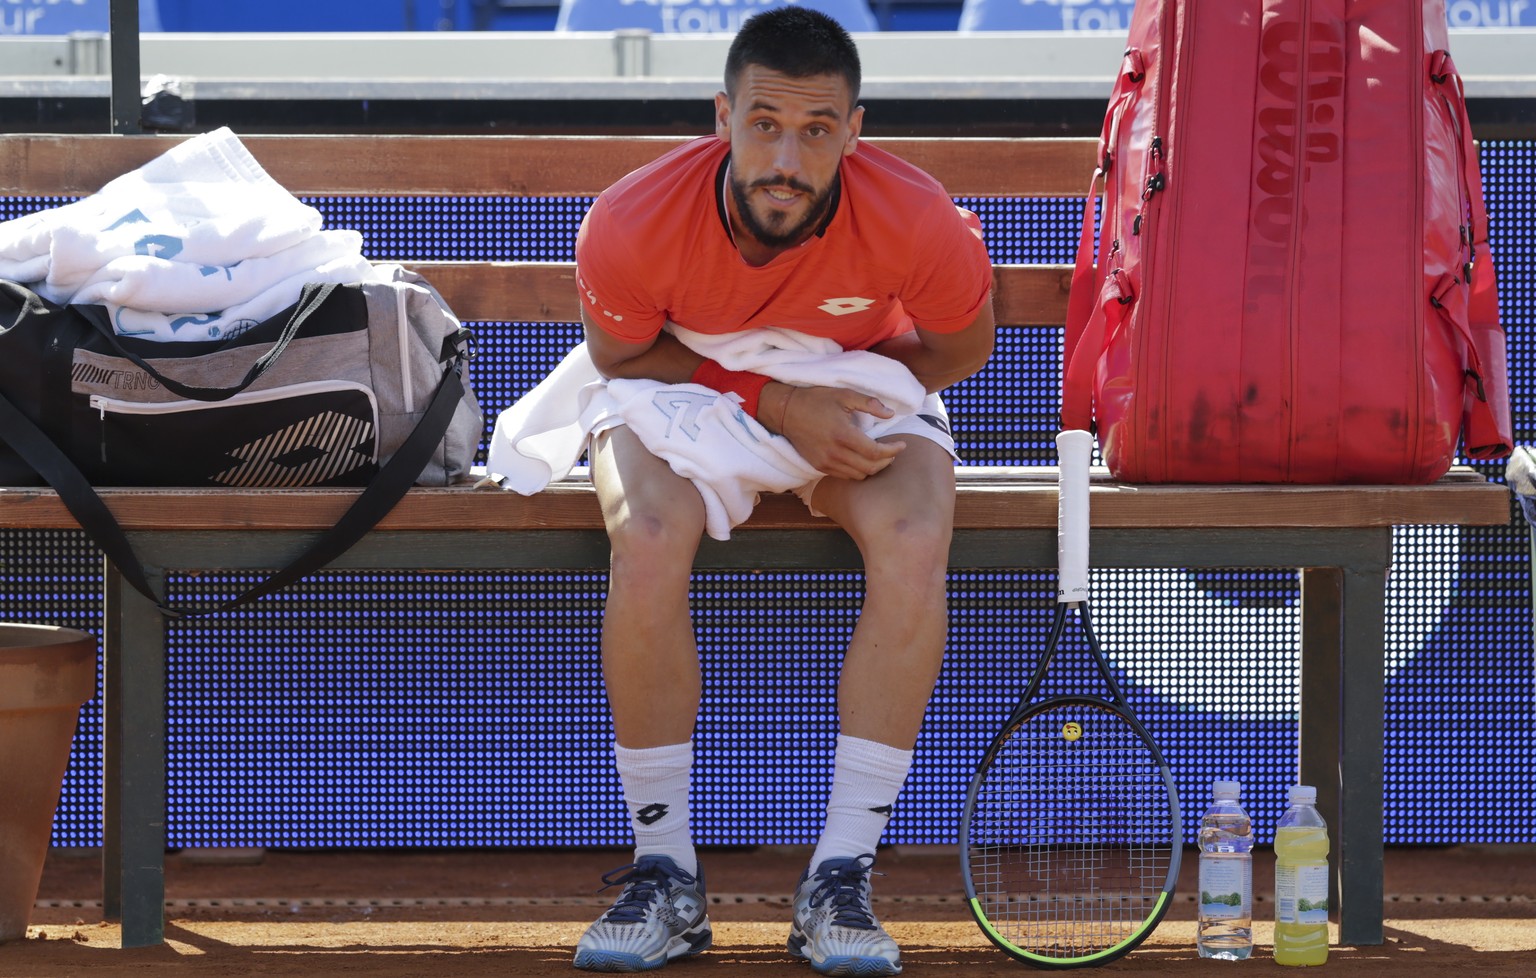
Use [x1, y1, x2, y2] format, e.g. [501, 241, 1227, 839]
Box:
[809, 734, 914, 871]
[614, 740, 697, 875]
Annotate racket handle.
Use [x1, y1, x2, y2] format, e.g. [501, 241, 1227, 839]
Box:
[1056, 429, 1093, 603]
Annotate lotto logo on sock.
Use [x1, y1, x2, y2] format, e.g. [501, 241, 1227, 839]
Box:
[636, 803, 670, 825]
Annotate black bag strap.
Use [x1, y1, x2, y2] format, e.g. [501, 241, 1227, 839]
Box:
[0, 385, 167, 608]
[0, 360, 467, 619]
[73, 282, 339, 402]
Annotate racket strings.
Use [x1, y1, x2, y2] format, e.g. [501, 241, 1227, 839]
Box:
[968, 702, 1176, 960]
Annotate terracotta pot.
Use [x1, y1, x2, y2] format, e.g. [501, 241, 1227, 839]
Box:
[0, 624, 98, 944]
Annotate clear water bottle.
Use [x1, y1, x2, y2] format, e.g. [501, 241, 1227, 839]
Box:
[1274, 784, 1330, 966]
[1197, 780, 1254, 960]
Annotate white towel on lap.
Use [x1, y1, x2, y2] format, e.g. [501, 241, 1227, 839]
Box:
[675, 324, 925, 416]
[485, 326, 928, 540]
[605, 377, 822, 538]
[482, 344, 618, 495]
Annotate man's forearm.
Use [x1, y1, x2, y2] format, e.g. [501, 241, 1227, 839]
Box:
[867, 332, 992, 393]
[585, 327, 703, 384]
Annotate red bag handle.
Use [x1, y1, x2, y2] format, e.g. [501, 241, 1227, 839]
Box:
[1430, 51, 1513, 459]
[1062, 49, 1145, 432]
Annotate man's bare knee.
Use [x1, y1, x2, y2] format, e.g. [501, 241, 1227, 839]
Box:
[608, 506, 702, 575]
[593, 427, 706, 572]
[845, 504, 953, 578]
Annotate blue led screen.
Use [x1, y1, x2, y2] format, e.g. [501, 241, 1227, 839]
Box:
[1, 142, 1531, 849]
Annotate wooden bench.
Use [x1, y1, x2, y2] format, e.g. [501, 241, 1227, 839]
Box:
[0, 133, 1512, 950]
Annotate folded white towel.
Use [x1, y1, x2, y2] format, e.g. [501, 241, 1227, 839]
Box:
[0, 127, 379, 342]
[0, 253, 50, 284]
[70, 230, 366, 314]
[0, 197, 92, 265]
[107, 252, 383, 342]
[42, 203, 324, 301]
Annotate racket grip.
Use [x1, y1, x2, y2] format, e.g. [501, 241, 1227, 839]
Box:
[1056, 429, 1093, 602]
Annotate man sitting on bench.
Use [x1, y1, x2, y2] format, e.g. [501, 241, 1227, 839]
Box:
[569, 9, 996, 974]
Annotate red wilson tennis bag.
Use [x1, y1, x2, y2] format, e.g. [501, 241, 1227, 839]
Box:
[1063, 0, 1512, 484]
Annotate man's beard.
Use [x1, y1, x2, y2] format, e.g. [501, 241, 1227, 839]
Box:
[729, 170, 835, 249]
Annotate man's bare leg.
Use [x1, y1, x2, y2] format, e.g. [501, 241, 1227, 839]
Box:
[590, 426, 707, 748]
[578, 427, 711, 970]
[786, 437, 955, 976]
[812, 437, 956, 749]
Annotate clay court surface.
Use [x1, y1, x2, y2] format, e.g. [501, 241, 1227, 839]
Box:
[4, 844, 1533, 976]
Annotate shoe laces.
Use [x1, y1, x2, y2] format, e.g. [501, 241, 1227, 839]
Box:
[597, 859, 698, 925]
[806, 854, 881, 930]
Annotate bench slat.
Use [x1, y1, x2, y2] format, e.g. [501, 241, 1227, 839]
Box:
[0, 134, 1099, 198]
[0, 468, 1507, 534]
[402, 261, 1073, 326]
[3, 133, 1085, 326]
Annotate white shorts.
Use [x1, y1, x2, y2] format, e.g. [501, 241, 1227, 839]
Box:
[790, 391, 958, 516]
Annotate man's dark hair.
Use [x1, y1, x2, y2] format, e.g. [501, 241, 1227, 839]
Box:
[724, 7, 862, 105]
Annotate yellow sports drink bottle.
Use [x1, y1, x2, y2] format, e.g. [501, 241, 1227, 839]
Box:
[1273, 784, 1330, 966]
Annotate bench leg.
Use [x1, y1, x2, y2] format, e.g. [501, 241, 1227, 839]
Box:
[1299, 544, 1388, 948]
[101, 560, 167, 947]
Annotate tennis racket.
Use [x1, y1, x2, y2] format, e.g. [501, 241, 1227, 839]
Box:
[960, 429, 1182, 968]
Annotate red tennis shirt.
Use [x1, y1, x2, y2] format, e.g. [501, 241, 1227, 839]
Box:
[574, 136, 992, 350]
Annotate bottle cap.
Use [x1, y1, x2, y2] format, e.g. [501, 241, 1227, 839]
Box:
[1288, 784, 1317, 805]
[1213, 780, 1241, 799]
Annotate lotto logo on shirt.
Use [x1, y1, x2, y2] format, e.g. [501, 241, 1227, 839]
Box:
[818, 296, 876, 316]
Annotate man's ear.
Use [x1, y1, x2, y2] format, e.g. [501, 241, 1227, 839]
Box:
[843, 104, 865, 157]
[714, 91, 732, 143]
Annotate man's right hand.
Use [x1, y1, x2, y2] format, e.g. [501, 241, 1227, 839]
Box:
[765, 383, 906, 481]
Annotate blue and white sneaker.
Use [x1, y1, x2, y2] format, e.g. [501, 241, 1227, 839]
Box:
[574, 855, 712, 972]
[787, 854, 902, 976]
